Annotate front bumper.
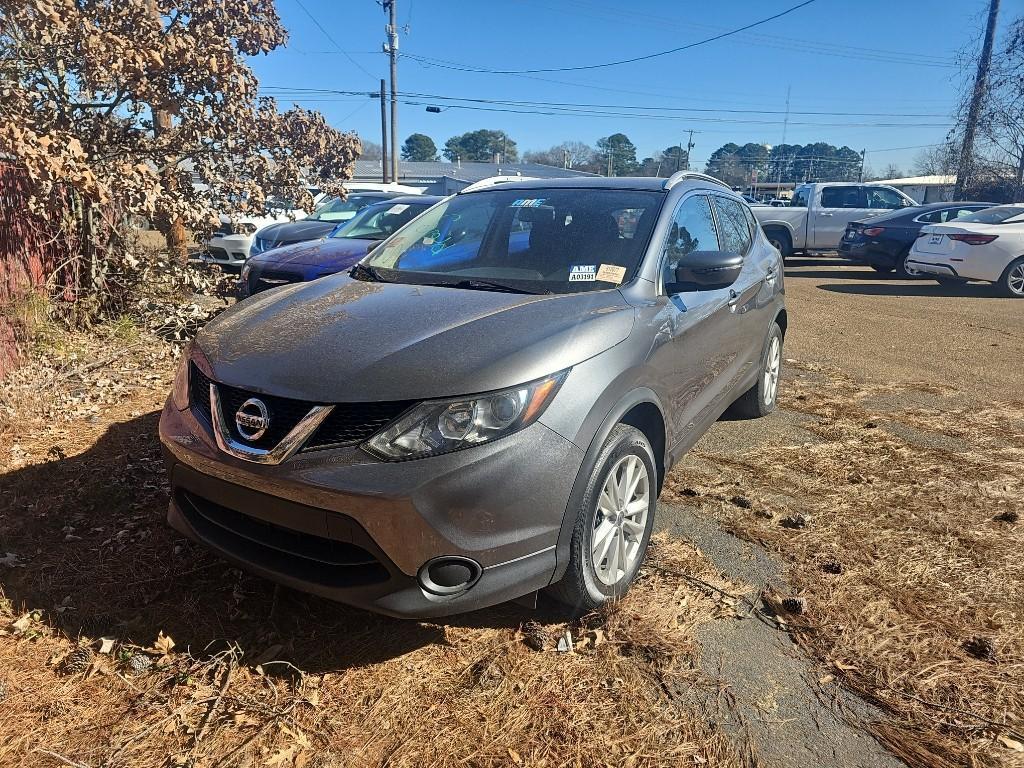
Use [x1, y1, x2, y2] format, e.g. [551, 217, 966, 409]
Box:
[159, 399, 584, 617]
[203, 235, 254, 265]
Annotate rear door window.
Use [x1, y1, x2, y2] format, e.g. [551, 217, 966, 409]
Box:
[790, 188, 809, 207]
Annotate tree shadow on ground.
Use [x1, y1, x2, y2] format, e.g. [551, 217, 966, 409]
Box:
[0, 412, 549, 674]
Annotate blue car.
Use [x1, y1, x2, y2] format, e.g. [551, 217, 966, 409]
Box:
[240, 196, 442, 297]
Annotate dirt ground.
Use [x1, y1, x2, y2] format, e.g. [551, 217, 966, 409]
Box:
[1, 257, 1022, 767]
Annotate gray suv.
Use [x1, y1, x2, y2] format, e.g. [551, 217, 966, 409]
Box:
[159, 173, 786, 617]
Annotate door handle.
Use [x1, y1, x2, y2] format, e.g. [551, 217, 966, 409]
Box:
[820, 212, 834, 216]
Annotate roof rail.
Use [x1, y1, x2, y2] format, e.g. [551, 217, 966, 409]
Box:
[663, 171, 730, 191]
[458, 175, 538, 194]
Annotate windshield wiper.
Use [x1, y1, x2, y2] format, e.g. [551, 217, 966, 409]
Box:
[349, 262, 389, 283]
[433, 278, 551, 295]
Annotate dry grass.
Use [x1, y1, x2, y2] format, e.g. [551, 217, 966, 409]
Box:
[666, 361, 1024, 767]
[1, 332, 751, 768]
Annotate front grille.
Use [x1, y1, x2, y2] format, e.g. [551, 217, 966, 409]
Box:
[207, 246, 230, 260]
[188, 363, 412, 452]
[306, 400, 413, 450]
[176, 490, 390, 586]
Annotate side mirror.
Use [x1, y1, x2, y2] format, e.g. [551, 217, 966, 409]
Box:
[366, 241, 381, 253]
[670, 251, 743, 292]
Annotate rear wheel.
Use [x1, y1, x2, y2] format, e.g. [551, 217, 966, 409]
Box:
[996, 257, 1024, 298]
[548, 425, 658, 613]
[764, 228, 792, 259]
[729, 322, 783, 419]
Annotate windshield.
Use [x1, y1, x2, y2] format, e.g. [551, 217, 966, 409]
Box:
[360, 188, 663, 294]
[307, 194, 390, 222]
[957, 206, 1024, 224]
[331, 201, 432, 241]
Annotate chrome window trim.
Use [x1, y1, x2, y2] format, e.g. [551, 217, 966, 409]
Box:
[912, 206, 986, 224]
[209, 384, 334, 465]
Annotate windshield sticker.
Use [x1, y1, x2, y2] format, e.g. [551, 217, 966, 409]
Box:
[596, 264, 627, 284]
[511, 198, 546, 208]
[569, 264, 597, 282]
[386, 204, 410, 214]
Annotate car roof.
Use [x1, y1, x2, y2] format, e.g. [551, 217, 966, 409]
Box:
[461, 176, 746, 195]
[460, 176, 673, 193]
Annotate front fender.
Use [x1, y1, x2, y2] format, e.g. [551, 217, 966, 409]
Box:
[547, 387, 665, 584]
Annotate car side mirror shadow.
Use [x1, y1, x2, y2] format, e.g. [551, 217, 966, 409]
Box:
[668, 250, 743, 293]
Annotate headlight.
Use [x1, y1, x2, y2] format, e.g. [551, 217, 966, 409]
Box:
[240, 263, 253, 282]
[364, 371, 568, 460]
[234, 222, 258, 235]
[170, 343, 192, 410]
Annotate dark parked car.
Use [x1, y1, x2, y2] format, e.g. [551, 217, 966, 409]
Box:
[160, 173, 786, 618]
[840, 201, 994, 278]
[240, 195, 442, 297]
[249, 191, 410, 257]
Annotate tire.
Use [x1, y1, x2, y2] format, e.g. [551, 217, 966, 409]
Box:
[996, 257, 1024, 298]
[548, 424, 658, 613]
[729, 321, 783, 419]
[871, 264, 894, 274]
[764, 228, 792, 259]
[894, 247, 923, 279]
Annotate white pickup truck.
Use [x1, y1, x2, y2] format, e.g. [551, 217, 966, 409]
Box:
[754, 182, 917, 256]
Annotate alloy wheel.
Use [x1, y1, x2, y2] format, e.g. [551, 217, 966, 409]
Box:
[592, 454, 650, 587]
[763, 335, 781, 406]
[1008, 263, 1024, 296]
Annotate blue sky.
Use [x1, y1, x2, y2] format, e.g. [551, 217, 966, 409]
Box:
[249, 0, 1006, 175]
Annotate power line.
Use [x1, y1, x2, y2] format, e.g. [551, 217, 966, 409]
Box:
[397, 0, 819, 74]
[518, 0, 957, 69]
[261, 86, 951, 121]
[291, 0, 377, 82]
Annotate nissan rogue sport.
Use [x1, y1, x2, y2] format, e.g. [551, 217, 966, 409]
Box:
[159, 173, 787, 618]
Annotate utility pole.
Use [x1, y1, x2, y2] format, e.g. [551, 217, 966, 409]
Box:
[858, 149, 866, 182]
[775, 86, 790, 194]
[684, 130, 695, 171]
[384, 0, 399, 183]
[563, 148, 569, 169]
[954, 0, 1001, 199]
[379, 80, 389, 183]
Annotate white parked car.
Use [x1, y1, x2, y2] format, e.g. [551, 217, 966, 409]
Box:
[907, 205, 1024, 297]
[203, 203, 307, 269]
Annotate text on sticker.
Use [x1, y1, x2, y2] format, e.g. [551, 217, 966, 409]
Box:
[511, 199, 546, 208]
[569, 265, 597, 282]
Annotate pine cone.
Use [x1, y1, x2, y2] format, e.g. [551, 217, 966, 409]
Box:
[127, 653, 153, 675]
[59, 647, 93, 676]
[521, 620, 549, 652]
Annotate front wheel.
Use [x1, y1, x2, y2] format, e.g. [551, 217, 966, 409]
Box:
[548, 425, 658, 612]
[996, 258, 1024, 298]
[729, 321, 783, 419]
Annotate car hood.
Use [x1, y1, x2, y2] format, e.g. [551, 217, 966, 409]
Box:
[258, 219, 335, 244]
[250, 238, 373, 269]
[197, 276, 635, 402]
